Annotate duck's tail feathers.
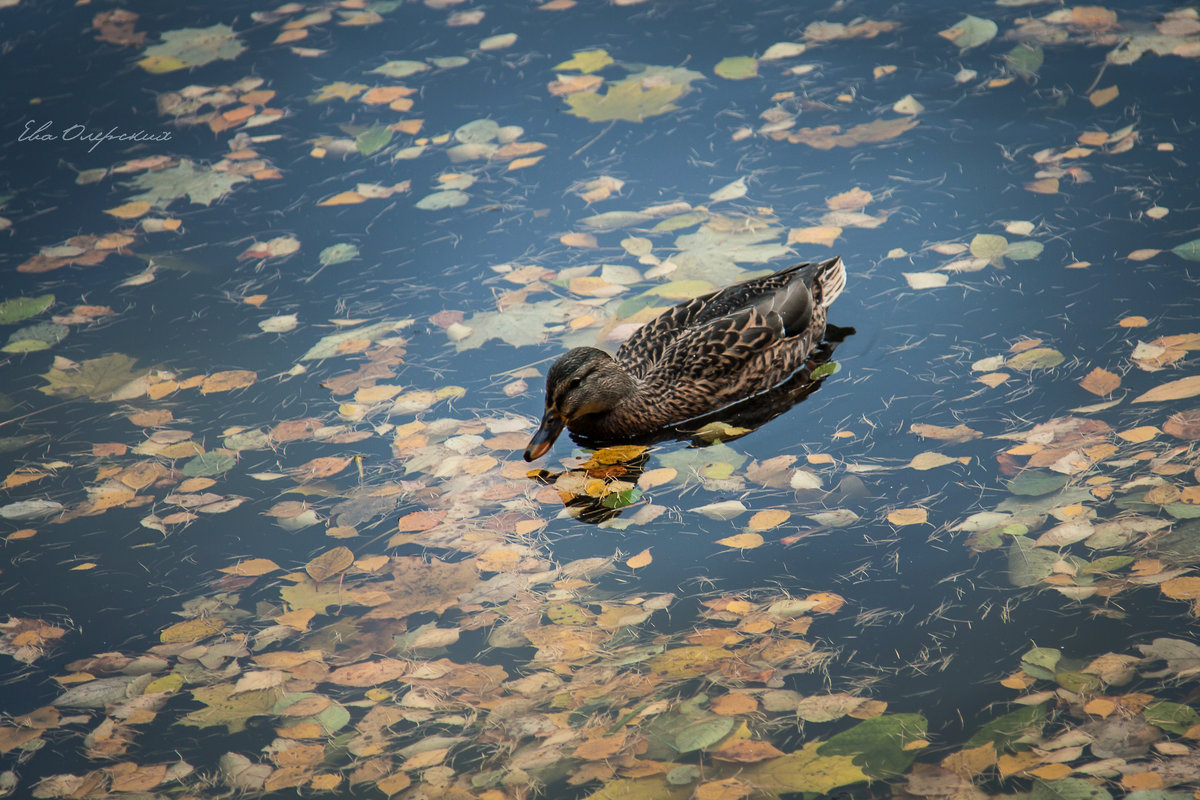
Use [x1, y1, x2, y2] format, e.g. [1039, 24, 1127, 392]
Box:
[814, 256, 846, 309]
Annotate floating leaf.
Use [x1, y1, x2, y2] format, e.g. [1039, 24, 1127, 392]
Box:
[416, 190, 470, 210]
[1133, 375, 1200, 403]
[1006, 348, 1064, 370]
[553, 49, 613, 73]
[565, 78, 685, 123]
[0, 294, 54, 325]
[714, 56, 758, 80]
[139, 24, 245, 72]
[939, 15, 998, 50]
[181, 452, 235, 477]
[370, 60, 429, 78]
[887, 508, 927, 526]
[40, 353, 144, 400]
[1007, 470, 1068, 496]
[356, 126, 393, 156]
[1006, 43, 1044, 78]
[1171, 239, 1200, 261]
[716, 532, 765, 549]
[626, 548, 652, 569]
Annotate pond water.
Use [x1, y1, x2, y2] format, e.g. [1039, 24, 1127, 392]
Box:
[2, 1, 1200, 798]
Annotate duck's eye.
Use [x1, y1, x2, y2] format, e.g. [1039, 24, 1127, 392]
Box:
[566, 377, 583, 391]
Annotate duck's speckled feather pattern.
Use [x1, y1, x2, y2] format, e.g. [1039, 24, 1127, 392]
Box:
[574, 257, 845, 439]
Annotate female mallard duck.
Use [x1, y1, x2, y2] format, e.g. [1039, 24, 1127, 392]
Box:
[524, 256, 846, 460]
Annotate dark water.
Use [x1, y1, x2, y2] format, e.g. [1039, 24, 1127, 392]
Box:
[2, 1, 1199, 798]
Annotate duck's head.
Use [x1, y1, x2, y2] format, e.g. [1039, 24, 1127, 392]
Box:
[523, 347, 635, 461]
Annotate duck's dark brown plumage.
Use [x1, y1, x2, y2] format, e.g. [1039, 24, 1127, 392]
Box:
[524, 256, 846, 460]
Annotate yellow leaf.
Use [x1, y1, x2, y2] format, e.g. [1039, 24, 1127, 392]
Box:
[507, 156, 543, 170]
[160, 617, 226, 643]
[1128, 248, 1161, 261]
[716, 533, 765, 549]
[560, 232, 598, 248]
[220, 558, 281, 577]
[103, 201, 152, 220]
[626, 548, 652, 569]
[747, 509, 790, 531]
[1025, 178, 1059, 194]
[138, 55, 187, 74]
[70, 562, 98, 571]
[1133, 375, 1200, 403]
[787, 225, 842, 247]
[1117, 425, 1159, 443]
[1084, 697, 1116, 717]
[1161, 576, 1200, 600]
[887, 508, 927, 526]
[1089, 85, 1119, 107]
[318, 191, 367, 206]
[1118, 315, 1148, 327]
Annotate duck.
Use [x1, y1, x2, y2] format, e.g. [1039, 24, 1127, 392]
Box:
[524, 256, 847, 461]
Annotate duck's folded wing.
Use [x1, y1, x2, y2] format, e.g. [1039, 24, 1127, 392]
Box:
[640, 307, 789, 409]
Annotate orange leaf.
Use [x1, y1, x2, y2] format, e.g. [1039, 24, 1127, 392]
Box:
[318, 191, 367, 206]
[1078, 367, 1120, 396]
[200, 370, 257, 394]
[220, 558, 280, 577]
[626, 548, 652, 569]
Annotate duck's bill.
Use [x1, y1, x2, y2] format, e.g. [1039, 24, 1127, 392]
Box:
[524, 410, 566, 461]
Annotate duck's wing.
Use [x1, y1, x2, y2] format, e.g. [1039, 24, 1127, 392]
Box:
[617, 262, 817, 378]
[638, 305, 808, 414]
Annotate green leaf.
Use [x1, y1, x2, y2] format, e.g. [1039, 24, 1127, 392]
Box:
[1030, 777, 1113, 800]
[140, 24, 245, 71]
[742, 740, 869, 794]
[817, 714, 927, 777]
[39, 353, 144, 400]
[1006, 43, 1044, 78]
[1005, 240, 1045, 260]
[318, 243, 359, 267]
[370, 60, 429, 78]
[553, 49, 613, 73]
[602, 487, 642, 509]
[356, 125, 393, 156]
[1171, 238, 1200, 261]
[1006, 347, 1064, 370]
[1079, 555, 1134, 575]
[1055, 670, 1103, 694]
[714, 56, 759, 80]
[966, 703, 1047, 751]
[0, 294, 54, 325]
[1007, 470, 1068, 496]
[1144, 700, 1200, 734]
[1008, 536, 1059, 587]
[181, 452, 236, 477]
[674, 715, 734, 752]
[651, 211, 707, 232]
[127, 159, 249, 208]
[179, 684, 280, 734]
[5, 322, 68, 352]
[811, 361, 840, 379]
[416, 190, 470, 210]
[940, 15, 998, 50]
[969, 233, 1008, 260]
[1020, 646, 1061, 679]
[565, 79, 686, 123]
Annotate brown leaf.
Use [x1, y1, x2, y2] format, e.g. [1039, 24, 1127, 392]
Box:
[199, 370, 257, 394]
[327, 658, 408, 687]
[306, 546, 355, 583]
[712, 739, 785, 763]
[1079, 367, 1121, 396]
